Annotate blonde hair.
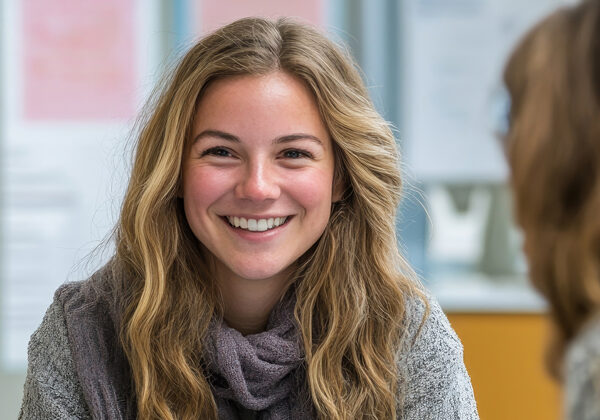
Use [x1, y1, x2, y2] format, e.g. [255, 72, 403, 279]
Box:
[114, 17, 423, 419]
[504, 0, 600, 377]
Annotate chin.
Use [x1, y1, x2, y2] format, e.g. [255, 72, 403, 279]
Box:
[229, 263, 292, 283]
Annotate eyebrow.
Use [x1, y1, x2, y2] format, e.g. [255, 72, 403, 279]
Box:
[192, 129, 323, 146]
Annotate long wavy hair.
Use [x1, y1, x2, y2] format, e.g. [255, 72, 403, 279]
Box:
[114, 17, 424, 419]
[503, 0, 600, 377]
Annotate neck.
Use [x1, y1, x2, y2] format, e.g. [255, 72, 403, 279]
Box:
[216, 268, 293, 335]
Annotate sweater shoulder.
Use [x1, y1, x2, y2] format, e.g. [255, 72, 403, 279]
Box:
[21, 262, 134, 419]
[54, 263, 118, 314]
[397, 292, 479, 419]
[401, 292, 462, 355]
[19, 295, 91, 419]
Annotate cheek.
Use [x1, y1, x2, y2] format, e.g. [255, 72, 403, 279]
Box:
[287, 169, 334, 211]
[183, 168, 232, 209]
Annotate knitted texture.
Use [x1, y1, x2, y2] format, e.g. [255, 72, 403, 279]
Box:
[19, 267, 479, 419]
[19, 301, 91, 420]
[204, 290, 313, 419]
[397, 296, 479, 419]
[59, 273, 136, 419]
[565, 314, 600, 420]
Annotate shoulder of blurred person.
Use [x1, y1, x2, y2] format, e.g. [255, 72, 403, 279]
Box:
[565, 311, 600, 420]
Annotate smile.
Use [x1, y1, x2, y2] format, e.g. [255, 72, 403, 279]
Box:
[226, 216, 289, 232]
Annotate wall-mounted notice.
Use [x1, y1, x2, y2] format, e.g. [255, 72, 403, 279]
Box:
[1, 0, 161, 370]
[402, 0, 575, 183]
[22, 0, 137, 120]
[198, 0, 325, 34]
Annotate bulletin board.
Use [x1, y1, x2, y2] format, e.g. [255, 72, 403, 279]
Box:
[402, 0, 577, 183]
[0, 0, 161, 370]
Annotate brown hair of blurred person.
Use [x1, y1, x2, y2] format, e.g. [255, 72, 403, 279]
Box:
[504, 0, 600, 377]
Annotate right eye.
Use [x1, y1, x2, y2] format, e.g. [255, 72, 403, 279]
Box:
[201, 147, 233, 157]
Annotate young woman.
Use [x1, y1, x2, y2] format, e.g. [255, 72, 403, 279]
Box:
[20, 17, 477, 419]
[503, 1, 600, 418]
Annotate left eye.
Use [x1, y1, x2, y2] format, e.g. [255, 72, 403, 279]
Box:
[282, 149, 310, 159]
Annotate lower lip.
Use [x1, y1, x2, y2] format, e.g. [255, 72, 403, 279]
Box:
[222, 217, 292, 241]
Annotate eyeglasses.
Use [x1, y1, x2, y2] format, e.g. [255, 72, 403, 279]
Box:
[489, 83, 512, 145]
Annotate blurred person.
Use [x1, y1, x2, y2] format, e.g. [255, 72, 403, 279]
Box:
[503, 0, 600, 418]
[19, 18, 478, 419]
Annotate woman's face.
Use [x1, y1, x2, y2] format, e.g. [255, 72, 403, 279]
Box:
[182, 71, 338, 284]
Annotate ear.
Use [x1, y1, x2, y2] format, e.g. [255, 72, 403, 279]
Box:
[332, 175, 345, 203]
[330, 144, 347, 203]
[177, 157, 187, 198]
[176, 176, 184, 199]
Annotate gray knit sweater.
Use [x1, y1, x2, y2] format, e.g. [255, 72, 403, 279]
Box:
[19, 275, 478, 419]
[565, 314, 600, 420]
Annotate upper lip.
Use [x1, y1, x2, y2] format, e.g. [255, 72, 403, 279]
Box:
[221, 214, 291, 219]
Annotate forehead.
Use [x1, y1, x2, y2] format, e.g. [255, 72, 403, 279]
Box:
[192, 71, 330, 143]
[197, 71, 315, 110]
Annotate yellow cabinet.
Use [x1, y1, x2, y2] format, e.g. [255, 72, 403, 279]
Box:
[447, 313, 561, 420]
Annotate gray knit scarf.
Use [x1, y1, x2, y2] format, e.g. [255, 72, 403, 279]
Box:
[204, 291, 314, 419]
[58, 266, 314, 420]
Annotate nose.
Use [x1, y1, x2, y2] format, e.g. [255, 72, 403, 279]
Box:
[234, 161, 281, 202]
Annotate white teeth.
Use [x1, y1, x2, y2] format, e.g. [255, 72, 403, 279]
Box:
[257, 219, 268, 231]
[226, 216, 288, 231]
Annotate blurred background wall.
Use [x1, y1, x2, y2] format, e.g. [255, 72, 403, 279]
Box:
[0, 0, 578, 418]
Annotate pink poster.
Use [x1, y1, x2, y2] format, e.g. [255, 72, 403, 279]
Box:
[22, 0, 137, 120]
[199, 0, 324, 34]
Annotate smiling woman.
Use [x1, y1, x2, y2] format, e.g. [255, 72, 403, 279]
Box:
[183, 73, 337, 335]
[19, 17, 478, 420]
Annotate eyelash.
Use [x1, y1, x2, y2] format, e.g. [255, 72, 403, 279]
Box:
[200, 147, 313, 160]
[281, 149, 313, 159]
[201, 147, 233, 158]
